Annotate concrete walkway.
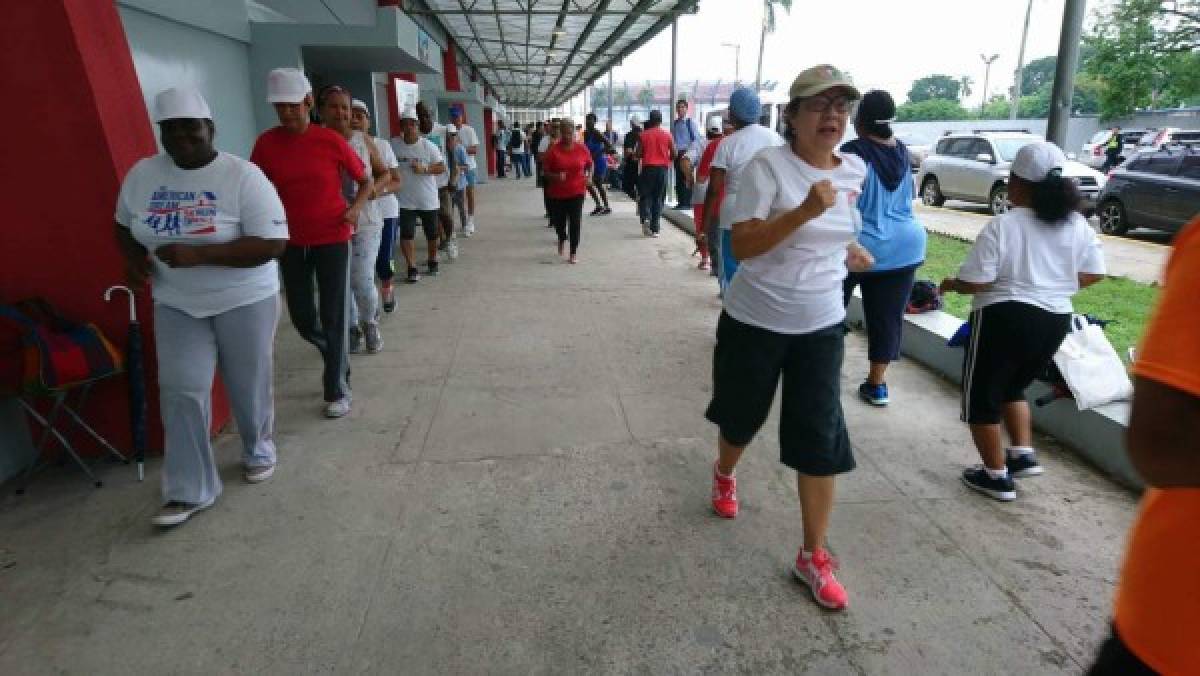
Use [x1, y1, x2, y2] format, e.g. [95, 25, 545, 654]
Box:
[0, 180, 1137, 674]
[915, 203, 1169, 284]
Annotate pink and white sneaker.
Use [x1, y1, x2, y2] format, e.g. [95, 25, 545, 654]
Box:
[711, 462, 738, 518]
[792, 548, 848, 611]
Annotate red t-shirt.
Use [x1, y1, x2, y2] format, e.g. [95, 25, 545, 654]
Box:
[250, 124, 365, 246]
[639, 127, 673, 167]
[542, 141, 593, 200]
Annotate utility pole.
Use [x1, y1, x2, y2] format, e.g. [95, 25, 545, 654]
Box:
[980, 53, 1000, 113]
[1011, 0, 1034, 121]
[1046, 0, 1086, 147]
[670, 19, 678, 110]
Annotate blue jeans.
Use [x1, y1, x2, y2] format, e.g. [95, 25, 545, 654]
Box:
[638, 165, 668, 232]
[375, 217, 398, 282]
[512, 153, 530, 177]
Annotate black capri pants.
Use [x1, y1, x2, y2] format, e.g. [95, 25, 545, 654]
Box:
[705, 312, 855, 476]
[399, 209, 440, 241]
[961, 301, 1071, 425]
[842, 263, 919, 363]
[549, 195, 584, 255]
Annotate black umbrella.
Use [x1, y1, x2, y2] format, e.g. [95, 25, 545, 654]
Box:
[105, 286, 147, 481]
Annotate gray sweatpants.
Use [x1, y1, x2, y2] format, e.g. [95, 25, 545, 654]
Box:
[154, 295, 280, 505]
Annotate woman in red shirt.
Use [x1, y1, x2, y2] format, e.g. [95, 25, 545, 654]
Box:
[635, 109, 675, 237]
[542, 117, 594, 264]
[250, 69, 370, 419]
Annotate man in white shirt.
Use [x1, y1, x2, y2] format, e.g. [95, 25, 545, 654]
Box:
[451, 108, 480, 234]
[415, 102, 459, 255]
[394, 106, 446, 283]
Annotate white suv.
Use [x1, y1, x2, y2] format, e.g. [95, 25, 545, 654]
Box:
[917, 132, 1106, 215]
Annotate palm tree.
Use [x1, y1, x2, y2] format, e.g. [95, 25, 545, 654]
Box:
[755, 0, 793, 91]
[614, 83, 631, 123]
[637, 80, 655, 119]
[592, 83, 610, 111]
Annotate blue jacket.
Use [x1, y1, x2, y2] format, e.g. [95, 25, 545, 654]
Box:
[842, 138, 926, 271]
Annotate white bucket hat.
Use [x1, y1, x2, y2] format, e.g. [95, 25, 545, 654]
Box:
[153, 87, 211, 122]
[351, 99, 369, 113]
[266, 68, 312, 104]
[1012, 141, 1068, 182]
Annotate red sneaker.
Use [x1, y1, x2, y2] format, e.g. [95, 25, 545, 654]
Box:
[711, 463, 738, 518]
[793, 548, 848, 611]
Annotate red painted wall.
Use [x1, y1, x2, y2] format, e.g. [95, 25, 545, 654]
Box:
[483, 108, 496, 176]
[0, 0, 227, 456]
[443, 40, 462, 92]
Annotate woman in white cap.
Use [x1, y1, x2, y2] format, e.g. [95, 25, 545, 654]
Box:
[940, 140, 1106, 501]
[704, 64, 872, 611]
[393, 104, 447, 283]
[114, 87, 288, 527]
[318, 89, 390, 355]
[701, 88, 785, 294]
[251, 68, 371, 419]
[351, 99, 403, 315]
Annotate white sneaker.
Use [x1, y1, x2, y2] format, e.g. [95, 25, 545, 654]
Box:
[324, 395, 352, 419]
[447, 238, 459, 261]
[151, 498, 215, 527]
[465, 220, 476, 236]
[364, 323, 383, 354]
[245, 464, 276, 483]
[641, 221, 651, 237]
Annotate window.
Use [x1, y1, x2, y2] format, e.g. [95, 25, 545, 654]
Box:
[1143, 155, 1182, 176]
[1126, 157, 1149, 172]
[968, 139, 994, 160]
[935, 138, 954, 155]
[1171, 131, 1200, 144]
[943, 138, 975, 158]
[1180, 155, 1200, 181]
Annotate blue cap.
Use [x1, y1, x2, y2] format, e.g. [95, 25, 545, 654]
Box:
[729, 88, 761, 124]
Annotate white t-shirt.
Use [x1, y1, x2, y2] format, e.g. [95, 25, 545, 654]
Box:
[372, 136, 400, 219]
[419, 124, 450, 189]
[347, 131, 383, 230]
[957, 207, 1106, 314]
[711, 124, 785, 230]
[393, 136, 445, 211]
[687, 138, 709, 206]
[457, 124, 480, 169]
[724, 147, 867, 335]
[115, 152, 288, 318]
[537, 136, 552, 154]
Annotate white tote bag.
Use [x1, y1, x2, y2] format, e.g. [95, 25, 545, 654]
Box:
[1052, 315, 1133, 410]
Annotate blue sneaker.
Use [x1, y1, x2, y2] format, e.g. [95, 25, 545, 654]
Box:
[858, 381, 889, 407]
[961, 467, 1017, 501]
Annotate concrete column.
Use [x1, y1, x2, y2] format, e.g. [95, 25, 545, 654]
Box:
[1046, 0, 1087, 147]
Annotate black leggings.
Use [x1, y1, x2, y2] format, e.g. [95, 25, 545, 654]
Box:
[550, 196, 584, 254]
[842, 264, 919, 363]
[280, 242, 350, 402]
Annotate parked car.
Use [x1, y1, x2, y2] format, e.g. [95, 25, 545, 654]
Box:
[917, 132, 1107, 215]
[895, 132, 932, 170]
[1096, 145, 1200, 235]
[1134, 127, 1200, 153]
[1081, 128, 1148, 170]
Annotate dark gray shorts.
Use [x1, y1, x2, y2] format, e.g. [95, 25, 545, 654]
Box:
[399, 209, 439, 241]
[705, 312, 855, 476]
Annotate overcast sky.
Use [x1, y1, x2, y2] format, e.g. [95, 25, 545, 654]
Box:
[600, 0, 1108, 109]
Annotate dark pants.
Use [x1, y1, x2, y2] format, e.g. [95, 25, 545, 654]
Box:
[1101, 150, 1121, 172]
[550, 195, 585, 255]
[674, 155, 692, 207]
[623, 159, 640, 200]
[375, 216, 399, 282]
[280, 241, 350, 402]
[512, 153, 530, 178]
[638, 165, 668, 232]
[495, 148, 507, 177]
[842, 263, 919, 364]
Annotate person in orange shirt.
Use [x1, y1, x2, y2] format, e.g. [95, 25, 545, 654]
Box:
[1088, 216, 1200, 675]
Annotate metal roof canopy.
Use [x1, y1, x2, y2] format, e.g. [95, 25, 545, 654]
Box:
[406, 1, 700, 107]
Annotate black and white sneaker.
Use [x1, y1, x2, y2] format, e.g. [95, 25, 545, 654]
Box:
[590, 206, 604, 216]
[406, 267, 420, 284]
[1006, 452, 1044, 478]
[426, 260, 439, 276]
[961, 467, 1017, 501]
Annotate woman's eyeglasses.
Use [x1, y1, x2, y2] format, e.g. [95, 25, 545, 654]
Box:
[800, 95, 855, 114]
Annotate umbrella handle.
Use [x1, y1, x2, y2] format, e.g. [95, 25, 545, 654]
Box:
[104, 285, 137, 322]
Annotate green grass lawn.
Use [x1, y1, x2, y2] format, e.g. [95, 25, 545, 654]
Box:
[918, 232, 1158, 359]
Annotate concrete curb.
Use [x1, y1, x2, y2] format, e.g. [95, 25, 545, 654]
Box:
[663, 208, 1142, 490]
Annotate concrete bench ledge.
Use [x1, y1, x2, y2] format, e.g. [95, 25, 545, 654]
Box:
[662, 208, 1142, 490]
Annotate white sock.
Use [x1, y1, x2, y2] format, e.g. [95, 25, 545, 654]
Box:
[984, 466, 1009, 480]
[1006, 446, 1035, 459]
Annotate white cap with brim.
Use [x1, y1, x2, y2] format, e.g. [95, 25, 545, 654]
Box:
[351, 99, 368, 112]
[629, 113, 642, 124]
[266, 68, 312, 104]
[400, 105, 419, 122]
[153, 87, 211, 122]
[707, 116, 722, 133]
[1011, 141, 1068, 182]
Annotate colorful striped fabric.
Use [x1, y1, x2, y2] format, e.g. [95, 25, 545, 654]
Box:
[0, 300, 123, 396]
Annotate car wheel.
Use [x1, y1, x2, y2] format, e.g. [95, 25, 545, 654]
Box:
[921, 176, 945, 207]
[989, 184, 1010, 216]
[1098, 199, 1129, 235]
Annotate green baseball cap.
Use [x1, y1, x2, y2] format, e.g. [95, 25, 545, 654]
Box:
[788, 64, 860, 100]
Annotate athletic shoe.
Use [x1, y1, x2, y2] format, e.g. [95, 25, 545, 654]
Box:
[652, 231, 660, 238]
[465, 220, 476, 236]
[590, 206, 604, 216]
[858, 382, 889, 407]
[569, 254, 578, 264]
[463, 227, 474, 238]
[711, 462, 738, 518]
[1006, 452, 1044, 478]
[381, 282, 396, 313]
[426, 260, 439, 276]
[792, 548, 849, 611]
[406, 267, 420, 284]
[698, 259, 709, 271]
[348, 325, 363, 354]
[245, 464, 275, 483]
[641, 221, 651, 237]
[438, 239, 449, 252]
[961, 466, 1017, 501]
[364, 323, 383, 354]
[447, 238, 459, 261]
[324, 395, 352, 419]
[151, 498, 215, 527]
[602, 207, 612, 215]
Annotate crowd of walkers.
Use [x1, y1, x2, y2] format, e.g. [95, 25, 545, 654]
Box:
[112, 59, 1194, 674]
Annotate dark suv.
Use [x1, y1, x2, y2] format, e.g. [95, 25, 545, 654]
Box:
[1097, 146, 1200, 235]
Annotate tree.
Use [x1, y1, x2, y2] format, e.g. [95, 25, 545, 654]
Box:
[592, 83, 610, 110]
[895, 99, 970, 121]
[959, 75, 974, 101]
[614, 84, 631, 122]
[755, 0, 793, 90]
[907, 75, 963, 103]
[637, 81, 655, 117]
